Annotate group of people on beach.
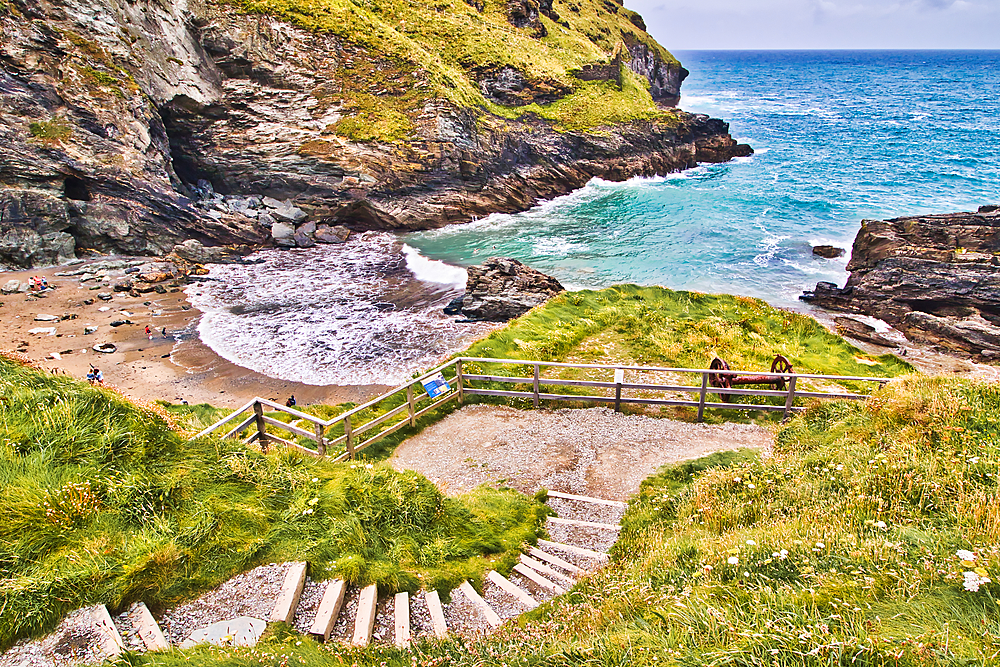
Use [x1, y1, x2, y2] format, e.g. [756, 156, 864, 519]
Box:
[28, 276, 49, 290]
[86, 366, 104, 384]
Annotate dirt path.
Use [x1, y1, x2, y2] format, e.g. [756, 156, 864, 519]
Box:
[390, 405, 773, 501]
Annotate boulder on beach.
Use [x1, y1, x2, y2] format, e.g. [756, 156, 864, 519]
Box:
[271, 222, 296, 247]
[315, 224, 351, 244]
[459, 257, 564, 321]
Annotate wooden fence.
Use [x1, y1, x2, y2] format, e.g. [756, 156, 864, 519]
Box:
[191, 357, 891, 459]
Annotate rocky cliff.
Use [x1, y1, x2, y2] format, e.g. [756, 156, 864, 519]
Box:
[802, 205, 1000, 357]
[0, 0, 750, 268]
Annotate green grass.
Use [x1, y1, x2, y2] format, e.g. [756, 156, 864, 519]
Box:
[0, 355, 548, 651]
[457, 285, 911, 421]
[122, 375, 1000, 667]
[213, 0, 679, 138]
[27, 119, 71, 144]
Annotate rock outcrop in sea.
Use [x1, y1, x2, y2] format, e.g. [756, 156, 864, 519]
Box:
[0, 0, 750, 268]
[802, 205, 1000, 357]
[456, 257, 565, 321]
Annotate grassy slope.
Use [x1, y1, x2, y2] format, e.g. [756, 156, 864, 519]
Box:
[0, 355, 547, 651]
[459, 285, 911, 420]
[216, 0, 678, 136]
[127, 375, 1000, 667]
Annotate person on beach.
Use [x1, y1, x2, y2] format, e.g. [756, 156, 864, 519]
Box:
[145, 325, 152, 340]
[161, 327, 167, 337]
[285, 395, 296, 407]
[86, 369, 95, 383]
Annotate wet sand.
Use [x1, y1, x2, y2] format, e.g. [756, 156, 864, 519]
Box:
[0, 260, 390, 408]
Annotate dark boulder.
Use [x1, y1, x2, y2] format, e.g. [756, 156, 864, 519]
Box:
[461, 257, 564, 321]
[813, 245, 846, 259]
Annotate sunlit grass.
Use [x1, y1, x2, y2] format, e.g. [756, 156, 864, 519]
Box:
[0, 355, 547, 651]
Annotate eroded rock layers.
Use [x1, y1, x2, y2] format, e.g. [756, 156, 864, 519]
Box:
[802, 205, 1000, 356]
[1, 0, 750, 268]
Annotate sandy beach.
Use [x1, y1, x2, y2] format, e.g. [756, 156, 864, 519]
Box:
[0, 258, 391, 409]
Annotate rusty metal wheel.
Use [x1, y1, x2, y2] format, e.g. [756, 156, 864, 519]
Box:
[770, 354, 793, 390]
[709, 357, 733, 403]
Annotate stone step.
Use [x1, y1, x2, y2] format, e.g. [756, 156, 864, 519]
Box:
[529, 547, 585, 575]
[545, 490, 627, 508]
[91, 605, 125, 658]
[513, 563, 566, 594]
[129, 602, 168, 652]
[270, 561, 308, 623]
[519, 554, 575, 585]
[308, 579, 346, 642]
[458, 581, 501, 628]
[487, 571, 538, 609]
[425, 589, 448, 639]
[394, 592, 410, 647]
[537, 539, 609, 562]
[547, 516, 621, 530]
[352, 584, 378, 646]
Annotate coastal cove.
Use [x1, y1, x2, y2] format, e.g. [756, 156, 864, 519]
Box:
[183, 51, 1000, 387]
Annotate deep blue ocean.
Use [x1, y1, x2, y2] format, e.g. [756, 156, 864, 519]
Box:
[192, 51, 1000, 385]
[405, 50, 1000, 307]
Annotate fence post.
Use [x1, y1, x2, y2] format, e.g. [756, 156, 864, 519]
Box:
[783, 375, 797, 420]
[407, 384, 416, 427]
[456, 359, 464, 404]
[614, 368, 624, 412]
[697, 372, 709, 423]
[533, 363, 540, 409]
[253, 401, 268, 452]
[344, 413, 355, 459]
[314, 422, 326, 457]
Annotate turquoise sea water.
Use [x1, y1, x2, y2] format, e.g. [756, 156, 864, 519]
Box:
[405, 51, 1000, 308]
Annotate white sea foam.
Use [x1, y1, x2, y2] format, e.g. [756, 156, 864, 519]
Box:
[532, 237, 587, 257]
[402, 244, 466, 285]
[187, 233, 496, 386]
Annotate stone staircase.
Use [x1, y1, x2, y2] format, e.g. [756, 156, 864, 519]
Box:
[0, 490, 625, 665]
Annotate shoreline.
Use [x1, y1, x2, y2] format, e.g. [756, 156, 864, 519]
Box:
[3, 251, 998, 415]
[0, 260, 391, 409]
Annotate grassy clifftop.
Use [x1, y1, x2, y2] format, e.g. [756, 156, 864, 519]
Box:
[216, 0, 679, 132]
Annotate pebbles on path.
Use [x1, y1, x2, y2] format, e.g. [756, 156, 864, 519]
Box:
[390, 405, 772, 501]
[157, 562, 288, 645]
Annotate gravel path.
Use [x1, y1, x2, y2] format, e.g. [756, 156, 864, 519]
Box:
[390, 405, 772, 501]
[0, 607, 111, 667]
[156, 562, 288, 645]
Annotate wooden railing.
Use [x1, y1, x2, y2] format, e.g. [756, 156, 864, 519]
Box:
[191, 357, 891, 458]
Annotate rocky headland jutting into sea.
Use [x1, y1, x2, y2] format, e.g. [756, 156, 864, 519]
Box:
[0, 0, 750, 269]
[802, 205, 1000, 358]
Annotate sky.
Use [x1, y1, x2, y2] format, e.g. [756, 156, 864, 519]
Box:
[626, 0, 1000, 49]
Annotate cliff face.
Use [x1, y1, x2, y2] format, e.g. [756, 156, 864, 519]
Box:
[802, 205, 1000, 356]
[0, 0, 750, 268]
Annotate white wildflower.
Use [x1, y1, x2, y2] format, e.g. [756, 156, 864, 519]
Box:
[963, 571, 991, 592]
[874, 521, 887, 530]
[728, 556, 739, 565]
[779, 549, 789, 560]
[746, 540, 756, 546]
[956, 549, 976, 562]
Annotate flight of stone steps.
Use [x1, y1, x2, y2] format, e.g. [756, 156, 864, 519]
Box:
[0, 490, 625, 666]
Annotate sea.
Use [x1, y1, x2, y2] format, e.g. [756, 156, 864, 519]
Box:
[188, 51, 1000, 386]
